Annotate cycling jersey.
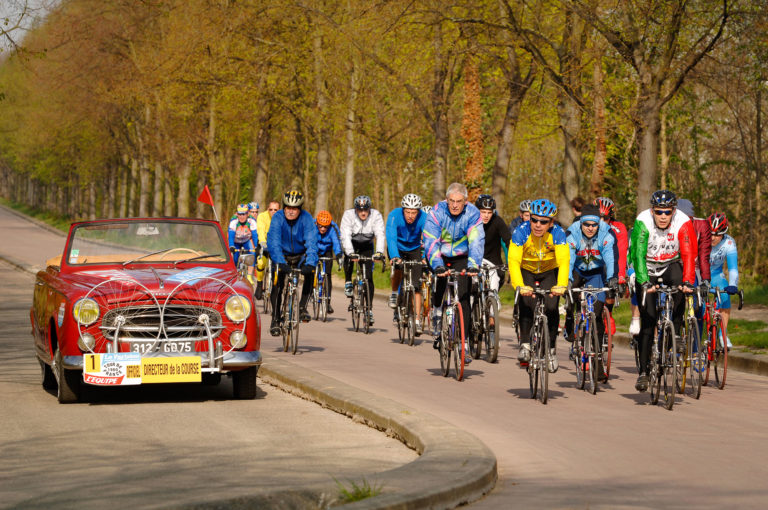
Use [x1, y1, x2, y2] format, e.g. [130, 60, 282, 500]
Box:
[339, 208, 386, 255]
[256, 210, 272, 248]
[691, 217, 713, 282]
[710, 234, 738, 287]
[508, 215, 524, 236]
[629, 209, 696, 286]
[317, 221, 342, 257]
[386, 207, 426, 259]
[266, 209, 319, 267]
[228, 217, 257, 248]
[508, 221, 570, 289]
[482, 213, 511, 266]
[566, 220, 616, 280]
[423, 200, 484, 270]
[607, 219, 628, 281]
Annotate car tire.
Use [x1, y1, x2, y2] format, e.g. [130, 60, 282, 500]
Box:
[40, 359, 57, 390]
[232, 366, 257, 399]
[202, 372, 222, 386]
[54, 349, 81, 404]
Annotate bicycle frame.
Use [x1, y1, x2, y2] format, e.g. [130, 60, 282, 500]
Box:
[313, 256, 334, 322]
[437, 269, 466, 381]
[349, 254, 382, 334]
[568, 286, 611, 394]
[644, 282, 681, 410]
[280, 267, 302, 354]
[701, 285, 742, 389]
[394, 259, 423, 345]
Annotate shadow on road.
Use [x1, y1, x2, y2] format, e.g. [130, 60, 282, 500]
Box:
[506, 386, 565, 400]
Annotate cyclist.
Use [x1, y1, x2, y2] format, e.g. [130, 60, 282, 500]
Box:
[708, 212, 739, 347]
[254, 200, 280, 300]
[475, 194, 511, 300]
[248, 201, 259, 219]
[340, 195, 386, 326]
[595, 197, 629, 293]
[267, 190, 318, 336]
[629, 189, 696, 392]
[316, 210, 344, 314]
[510, 199, 569, 372]
[386, 193, 427, 334]
[508, 199, 532, 234]
[424, 182, 485, 365]
[228, 203, 259, 285]
[570, 196, 585, 219]
[564, 204, 617, 374]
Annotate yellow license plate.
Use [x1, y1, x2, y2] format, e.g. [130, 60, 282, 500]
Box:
[140, 357, 202, 383]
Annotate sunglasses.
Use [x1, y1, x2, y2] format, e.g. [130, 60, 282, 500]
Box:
[582, 222, 599, 228]
[530, 218, 551, 225]
[653, 209, 674, 216]
[237, 212, 247, 216]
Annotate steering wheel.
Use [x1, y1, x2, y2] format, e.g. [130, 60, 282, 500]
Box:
[159, 248, 202, 260]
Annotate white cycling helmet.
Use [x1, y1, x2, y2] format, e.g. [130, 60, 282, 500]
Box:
[401, 193, 422, 209]
[421, 205, 433, 214]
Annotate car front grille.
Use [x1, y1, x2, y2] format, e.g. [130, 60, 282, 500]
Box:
[100, 305, 224, 341]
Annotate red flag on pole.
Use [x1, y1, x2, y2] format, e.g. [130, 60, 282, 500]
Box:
[197, 185, 214, 206]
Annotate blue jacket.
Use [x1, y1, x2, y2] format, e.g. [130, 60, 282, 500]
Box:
[423, 201, 485, 270]
[317, 221, 342, 257]
[386, 208, 426, 258]
[267, 210, 319, 267]
[566, 219, 616, 280]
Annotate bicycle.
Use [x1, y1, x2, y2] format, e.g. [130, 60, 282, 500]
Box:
[278, 267, 302, 354]
[311, 256, 334, 322]
[348, 254, 384, 334]
[642, 280, 682, 410]
[262, 255, 274, 314]
[516, 283, 552, 404]
[567, 285, 613, 394]
[233, 247, 257, 283]
[702, 285, 743, 390]
[677, 290, 705, 399]
[420, 269, 433, 335]
[394, 259, 424, 346]
[437, 269, 468, 381]
[469, 263, 505, 363]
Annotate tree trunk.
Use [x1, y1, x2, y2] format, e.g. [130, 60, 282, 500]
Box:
[108, 167, 117, 218]
[196, 171, 206, 218]
[164, 167, 173, 217]
[291, 115, 305, 190]
[178, 161, 191, 218]
[252, 116, 271, 209]
[343, 56, 360, 211]
[636, 95, 662, 215]
[461, 56, 484, 202]
[152, 162, 163, 217]
[128, 158, 138, 218]
[660, 110, 669, 190]
[590, 44, 607, 199]
[431, 21, 449, 204]
[753, 87, 763, 277]
[88, 181, 96, 220]
[139, 159, 150, 218]
[313, 24, 330, 213]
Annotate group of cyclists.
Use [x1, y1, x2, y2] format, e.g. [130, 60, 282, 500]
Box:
[227, 184, 740, 394]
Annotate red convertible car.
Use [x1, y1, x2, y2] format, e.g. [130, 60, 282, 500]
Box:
[31, 218, 262, 403]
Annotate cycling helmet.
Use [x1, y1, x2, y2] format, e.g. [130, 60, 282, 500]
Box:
[594, 197, 615, 218]
[475, 194, 496, 210]
[316, 210, 332, 227]
[421, 205, 433, 214]
[354, 195, 372, 210]
[519, 199, 532, 212]
[401, 193, 422, 209]
[650, 189, 677, 208]
[283, 189, 305, 208]
[248, 201, 259, 212]
[236, 203, 249, 214]
[529, 199, 557, 218]
[708, 212, 729, 235]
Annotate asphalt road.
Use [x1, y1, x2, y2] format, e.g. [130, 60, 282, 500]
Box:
[0, 209, 416, 509]
[261, 283, 768, 509]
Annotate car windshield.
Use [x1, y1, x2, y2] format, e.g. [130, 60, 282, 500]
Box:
[66, 220, 229, 266]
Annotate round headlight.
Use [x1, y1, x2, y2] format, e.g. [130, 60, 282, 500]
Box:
[78, 333, 96, 351]
[73, 298, 99, 326]
[230, 330, 247, 349]
[225, 295, 251, 323]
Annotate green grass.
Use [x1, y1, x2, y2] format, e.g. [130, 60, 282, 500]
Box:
[742, 283, 768, 307]
[334, 477, 382, 503]
[0, 198, 71, 232]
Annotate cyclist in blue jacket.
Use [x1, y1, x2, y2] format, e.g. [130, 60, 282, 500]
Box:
[708, 212, 739, 347]
[564, 204, 618, 355]
[387, 193, 427, 335]
[228, 203, 259, 285]
[424, 182, 485, 363]
[267, 190, 319, 335]
[315, 210, 343, 314]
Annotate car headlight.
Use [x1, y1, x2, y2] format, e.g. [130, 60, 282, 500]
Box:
[225, 295, 251, 322]
[73, 298, 99, 326]
[230, 330, 247, 349]
[78, 333, 96, 351]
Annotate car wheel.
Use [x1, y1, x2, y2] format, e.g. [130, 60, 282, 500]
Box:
[202, 372, 222, 386]
[40, 359, 56, 390]
[54, 349, 81, 404]
[232, 366, 257, 399]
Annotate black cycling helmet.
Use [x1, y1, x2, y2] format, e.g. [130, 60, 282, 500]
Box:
[354, 195, 372, 210]
[475, 194, 496, 211]
[650, 189, 677, 208]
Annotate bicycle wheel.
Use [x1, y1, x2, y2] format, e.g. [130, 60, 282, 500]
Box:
[405, 290, 415, 346]
[311, 285, 320, 321]
[632, 336, 641, 374]
[586, 315, 598, 395]
[649, 333, 662, 405]
[537, 321, 549, 404]
[290, 289, 300, 355]
[602, 308, 613, 380]
[281, 286, 291, 352]
[396, 291, 405, 343]
[451, 304, 465, 381]
[662, 322, 677, 410]
[713, 317, 728, 389]
[575, 324, 586, 390]
[362, 281, 371, 334]
[704, 323, 715, 386]
[686, 317, 703, 399]
[351, 283, 361, 332]
[485, 295, 500, 363]
[439, 308, 450, 377]
[263, 265, 273, 314]
[469, 297, 482, 359]
[528, 325, 538, 399]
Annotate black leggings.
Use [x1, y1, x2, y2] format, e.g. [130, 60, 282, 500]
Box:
[519, 269, 560, 351]
[636, 262, 684, 375]
[344, 241, 375, 303]
[271, 256, 314, 316]
[433, 257, 471, 342]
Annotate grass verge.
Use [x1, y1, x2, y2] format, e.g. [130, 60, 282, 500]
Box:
[0, 198, 71, 232]
[334, 477, 382, 503]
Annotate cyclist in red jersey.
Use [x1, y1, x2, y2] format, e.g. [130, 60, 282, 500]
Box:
[595, 197, 628, 293]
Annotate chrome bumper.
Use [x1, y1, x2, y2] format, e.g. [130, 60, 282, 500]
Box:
[63, 350, 262, 371]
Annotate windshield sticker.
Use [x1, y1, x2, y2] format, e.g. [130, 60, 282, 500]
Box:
[69, 249, 79, 263]
[165, 267, 222, 285]
[136, 224, 160, 236]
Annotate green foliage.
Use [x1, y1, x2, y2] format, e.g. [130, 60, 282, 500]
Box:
[334, 477, 382, 503]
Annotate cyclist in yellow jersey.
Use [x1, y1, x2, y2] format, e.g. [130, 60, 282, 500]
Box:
[509, 198, 569, 372]
[254, 200, 280, 300]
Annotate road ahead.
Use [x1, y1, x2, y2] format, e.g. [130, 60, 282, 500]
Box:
[261, 284, 768, 508]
